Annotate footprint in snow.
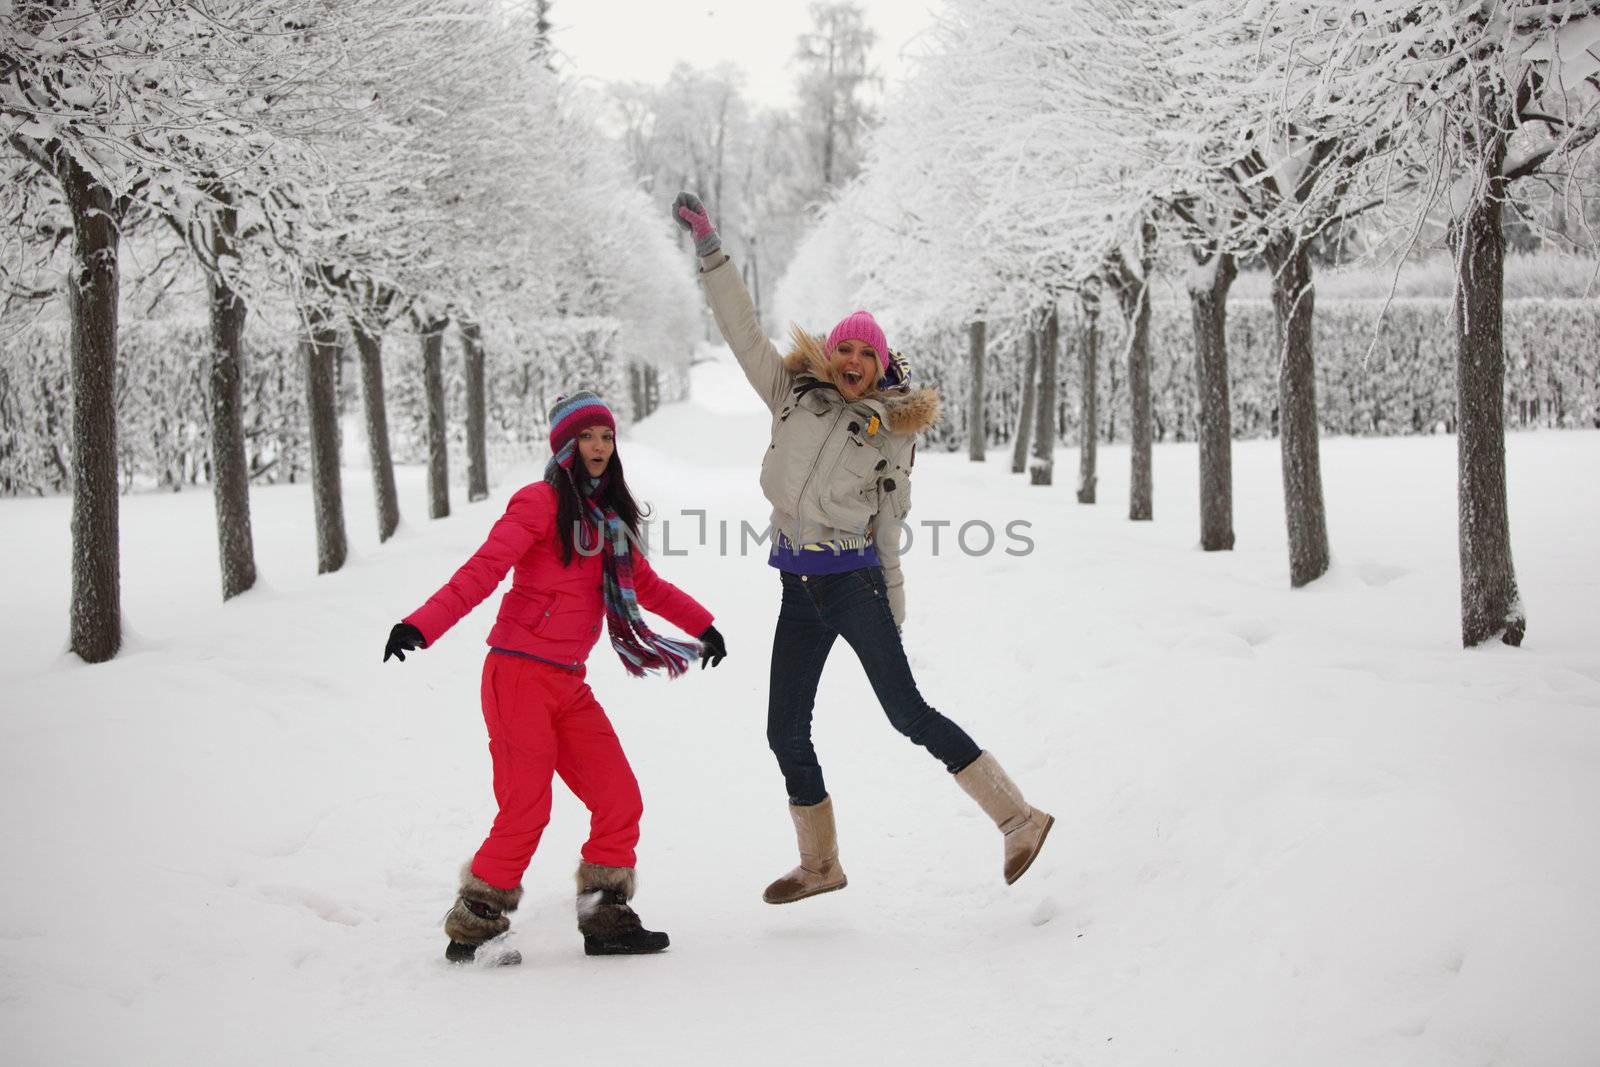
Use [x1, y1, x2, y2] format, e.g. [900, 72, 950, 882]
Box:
[1356, 561, 1412, 587]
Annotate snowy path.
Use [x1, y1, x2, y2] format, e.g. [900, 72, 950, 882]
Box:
[3, 344, 1598, 1065]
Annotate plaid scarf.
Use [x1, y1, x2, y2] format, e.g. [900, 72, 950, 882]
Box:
[545, 442, 700, 679]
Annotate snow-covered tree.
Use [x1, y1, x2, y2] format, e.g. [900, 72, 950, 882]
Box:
[1240, 0, 1599, 643]
[794, 1, 879, 191]
[1159, 7, 1380, 584]
[2, 0, 698, 643]
[792, 0, 1178, 504]
[607, 65, 823, 330]
[0, 1, 398, 655]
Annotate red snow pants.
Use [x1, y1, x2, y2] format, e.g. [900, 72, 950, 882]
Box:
[469, 653, 643, 890]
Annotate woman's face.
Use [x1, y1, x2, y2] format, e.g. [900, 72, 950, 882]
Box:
[831, 338, 879, 400]
[577, 426, 615, 476]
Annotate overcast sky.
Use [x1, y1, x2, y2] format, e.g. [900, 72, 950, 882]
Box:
[550, 0, 943, 110]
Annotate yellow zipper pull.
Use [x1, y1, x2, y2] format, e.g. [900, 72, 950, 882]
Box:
[866, 415, 880, 435]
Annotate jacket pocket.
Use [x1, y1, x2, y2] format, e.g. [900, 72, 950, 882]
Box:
[498, 588, 555, 635]
[878, 441, 913, 519]
[824, 442, 879, 528]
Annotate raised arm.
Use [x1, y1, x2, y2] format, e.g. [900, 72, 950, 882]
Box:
[673, 192, 791, 413]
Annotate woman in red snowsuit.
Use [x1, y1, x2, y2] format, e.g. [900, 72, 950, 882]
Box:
[384, 391, 726, 963]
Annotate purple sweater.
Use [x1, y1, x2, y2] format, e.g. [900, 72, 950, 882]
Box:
[768, 531, 881, 575]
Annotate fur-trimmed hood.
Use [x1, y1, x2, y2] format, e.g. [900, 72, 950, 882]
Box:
[782, 326, 940, 435]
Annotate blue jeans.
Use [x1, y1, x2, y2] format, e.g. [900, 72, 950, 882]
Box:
[767, 567, 982, 806]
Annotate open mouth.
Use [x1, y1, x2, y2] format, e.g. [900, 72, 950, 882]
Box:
[843, 370, 863, 387]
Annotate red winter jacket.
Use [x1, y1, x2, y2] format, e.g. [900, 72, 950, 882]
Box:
[404, 480, 713, 669]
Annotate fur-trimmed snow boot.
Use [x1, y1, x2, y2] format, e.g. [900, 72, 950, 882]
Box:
[443, 864, 524, 966]
[762, 794, 847, 904]
[954, 751, 1054, 885]
[575, 862, 669, 956]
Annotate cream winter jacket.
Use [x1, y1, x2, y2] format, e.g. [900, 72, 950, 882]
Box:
[697, 253, 939, 624]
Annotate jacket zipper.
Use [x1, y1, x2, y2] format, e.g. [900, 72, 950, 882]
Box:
[791, 405, 848, 520]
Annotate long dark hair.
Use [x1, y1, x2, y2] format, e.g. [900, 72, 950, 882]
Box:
[547, 448, 650, 566]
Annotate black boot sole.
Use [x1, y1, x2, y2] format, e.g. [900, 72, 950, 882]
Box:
[446, 940, 522, 966]
[583, 934, 670, 956]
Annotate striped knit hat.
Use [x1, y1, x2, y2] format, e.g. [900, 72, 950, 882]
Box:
[548, 391, 616, 457]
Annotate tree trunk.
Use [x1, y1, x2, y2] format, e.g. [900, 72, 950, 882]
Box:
[1453, 139, 1525, 647]
[420, 318, 450, 519]
[629, 362, 646, 421]
[303, 302, 347, 574]
[1011, 330, 1037, 475]
[61, 155, 122, 662]
[352, 320, 399, 542]
[1264, 235, 1329, 587]
[1111, 224, 1156, 521]
[1123, 278, 1153, 521]
[1190, 250, 1237, 550]
[968, 319, 987, 462]
[1030, 306, 1058, 486]
[1077, 288, 1100, 504]
[205, 191, 257, 599]
[461, 319, 489, 503]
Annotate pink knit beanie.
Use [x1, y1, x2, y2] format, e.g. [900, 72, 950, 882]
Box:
[826, 310, 890, 372]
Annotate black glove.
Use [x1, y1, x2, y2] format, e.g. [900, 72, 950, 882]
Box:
[697, 625, 726, 670]
[384, 622, 425, 663]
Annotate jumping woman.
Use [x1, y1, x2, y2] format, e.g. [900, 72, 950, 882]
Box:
[672, 192, 1052, 904]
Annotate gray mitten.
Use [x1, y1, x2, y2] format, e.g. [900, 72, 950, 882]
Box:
[673, 191, 722, 258]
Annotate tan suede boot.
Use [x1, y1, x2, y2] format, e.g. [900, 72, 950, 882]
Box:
[954, 752, 1054, 885]
[762, 795, 848, 904]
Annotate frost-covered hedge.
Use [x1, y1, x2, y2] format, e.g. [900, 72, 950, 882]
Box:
[0, 314, 687, 496]
[385, 316, 687, 476]
[909, 298, 1600, 453]
[0, 316, 309, 497]
[5, 297, 1588, 495]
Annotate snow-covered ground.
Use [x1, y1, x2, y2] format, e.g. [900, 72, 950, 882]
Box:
[3, 343, 1598, 1066]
